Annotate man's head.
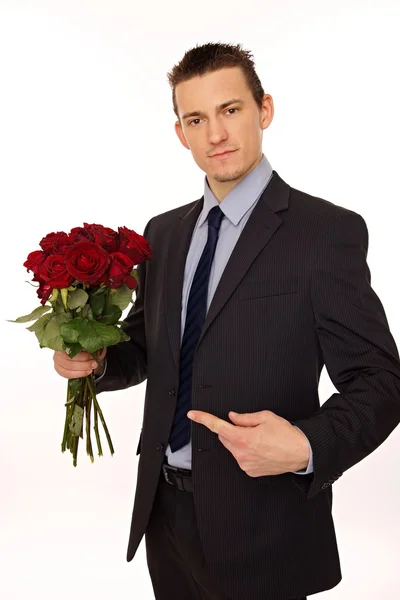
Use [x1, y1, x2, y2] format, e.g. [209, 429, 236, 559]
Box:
[167, 42, 274, 199]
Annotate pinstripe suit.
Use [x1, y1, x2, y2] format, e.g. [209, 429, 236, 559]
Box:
[96, 166, 400, 599]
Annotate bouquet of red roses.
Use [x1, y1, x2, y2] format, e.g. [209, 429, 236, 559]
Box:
[10, 223, 152, 466]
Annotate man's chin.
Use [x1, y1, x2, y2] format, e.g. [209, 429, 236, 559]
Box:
[211, 168, 245, 183]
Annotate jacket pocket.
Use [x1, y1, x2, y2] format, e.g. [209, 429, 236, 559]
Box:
[238, 280, 298, 300]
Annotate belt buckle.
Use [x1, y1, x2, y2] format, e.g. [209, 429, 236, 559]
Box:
[162, 463, 177, 485]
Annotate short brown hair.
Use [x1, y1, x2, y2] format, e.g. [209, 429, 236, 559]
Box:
[167, 42, 265, 119]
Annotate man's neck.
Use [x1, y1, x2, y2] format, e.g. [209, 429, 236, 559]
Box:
[207, 153, 264, 202]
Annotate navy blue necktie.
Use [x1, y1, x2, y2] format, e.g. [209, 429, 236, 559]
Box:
[169, 205, 224, 452]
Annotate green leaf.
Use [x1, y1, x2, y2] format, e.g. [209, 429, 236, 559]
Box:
[79, 320, 119, 353]
[109, 284, 134, 311]
[64, 342, 83, 358]
[69, 404, 84, 436]
[27, 312, 53, 332]
[60, 318, 83, 344]
[97, 301, 122, 325]
[89, 290, 105, 317]
[27, 312, 54, 345]
[9, 304, 52, 324]
[61, 318, 119, 353]
[116, 328, 130, 343]
[41, 314, 71, 351]
[67, 288, 89, 310]
[91, 286, 106, 296]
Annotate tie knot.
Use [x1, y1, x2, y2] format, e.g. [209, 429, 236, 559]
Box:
[207, 205, 224, 231]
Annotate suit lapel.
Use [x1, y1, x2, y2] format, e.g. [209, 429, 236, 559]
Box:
[164, 171, 290, 370]
[164, 198, 203, 371]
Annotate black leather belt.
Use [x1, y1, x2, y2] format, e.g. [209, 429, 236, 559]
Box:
[162, 457, 193, 492]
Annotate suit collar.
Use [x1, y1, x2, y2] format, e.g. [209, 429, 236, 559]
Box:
[198, 154, 273, 227]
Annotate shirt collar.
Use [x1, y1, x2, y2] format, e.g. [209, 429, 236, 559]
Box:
[198, 154, 273, 228]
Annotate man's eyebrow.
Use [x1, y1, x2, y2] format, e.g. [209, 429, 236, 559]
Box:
[181, 98, 244, 121]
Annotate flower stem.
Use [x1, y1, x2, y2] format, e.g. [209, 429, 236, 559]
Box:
[93, 402, 103, 457]
[61, 374, 113, 465]
[84, 378, 94, 463]
[61, 384, 71, 452]
[73, 433, 79, 467]
[86, 375, 114, 456]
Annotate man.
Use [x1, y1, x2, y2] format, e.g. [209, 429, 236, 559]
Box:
[54, 42, 400, 600]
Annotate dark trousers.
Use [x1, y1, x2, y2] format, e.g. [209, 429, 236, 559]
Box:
[144, 467, 307, 600]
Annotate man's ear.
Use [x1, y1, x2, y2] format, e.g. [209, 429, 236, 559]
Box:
[260, 94, 274, 131]
[175, 120, 190, 150]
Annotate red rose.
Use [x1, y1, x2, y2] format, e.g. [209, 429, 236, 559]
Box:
[69, 226, 94, 243]
[41, 254, 75, 288]
[65, 241, 109, 285]
[83, 223, 119, 252]
[106, 252, 137, 289]
[24, 250, 47, 276]
[37, 283, 53, 305]
[118, 226, 152, 265]
[39, 232, 72, 255]
[33, 276, 53, 305]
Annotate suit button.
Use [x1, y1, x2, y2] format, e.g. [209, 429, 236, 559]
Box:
[156, 443, 164, 452]
[168, 389, 175, 396]
[321, 482, 331, 489]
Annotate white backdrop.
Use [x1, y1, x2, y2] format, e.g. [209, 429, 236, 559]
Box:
[1, 1, 399, 598]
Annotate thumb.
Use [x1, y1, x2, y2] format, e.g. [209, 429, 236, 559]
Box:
[228, 410, 266, 427]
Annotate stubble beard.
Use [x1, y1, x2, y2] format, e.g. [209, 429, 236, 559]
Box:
[211, 166, 246, 183]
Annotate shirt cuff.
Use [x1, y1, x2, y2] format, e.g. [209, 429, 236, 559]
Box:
[292, 425, 314, 474]
[93, 357, 107, 383]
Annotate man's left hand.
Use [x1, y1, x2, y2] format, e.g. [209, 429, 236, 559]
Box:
[187, 409, 310, 476]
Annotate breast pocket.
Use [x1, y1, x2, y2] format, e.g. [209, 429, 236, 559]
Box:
[237, 279, 298, 301]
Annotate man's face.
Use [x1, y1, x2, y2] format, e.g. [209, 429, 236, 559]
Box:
[174, 67, 273, 196]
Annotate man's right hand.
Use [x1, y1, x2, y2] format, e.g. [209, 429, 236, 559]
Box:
[53, 348, 107, 379]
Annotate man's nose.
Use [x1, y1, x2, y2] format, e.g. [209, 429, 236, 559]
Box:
[207, 119, 228, 145]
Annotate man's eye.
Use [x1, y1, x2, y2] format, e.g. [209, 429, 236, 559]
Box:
[188, 109, 237, 126]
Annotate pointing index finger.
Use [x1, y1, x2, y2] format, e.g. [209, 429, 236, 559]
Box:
[188, 410, 238, 439]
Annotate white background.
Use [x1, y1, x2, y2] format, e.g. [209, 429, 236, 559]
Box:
[1, 1, 400, 598]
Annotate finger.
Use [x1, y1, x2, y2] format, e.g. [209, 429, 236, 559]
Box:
[70, 350, 93, 362]
[54, 350, 92, 363]
[54, 354, 96, 371]
[55, 363, 93, 380]
[188, 410, 239, 440]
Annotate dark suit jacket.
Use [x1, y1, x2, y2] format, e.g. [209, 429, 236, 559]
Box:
[96, 171, 400, 600]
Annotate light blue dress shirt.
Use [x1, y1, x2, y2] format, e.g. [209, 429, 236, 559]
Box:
[98, 154, 314, 475]
[164, 154, 313, 474]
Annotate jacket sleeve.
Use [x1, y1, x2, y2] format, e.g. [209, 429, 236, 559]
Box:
[94, 217, 153, 394]
[292, 211, 400, 499]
